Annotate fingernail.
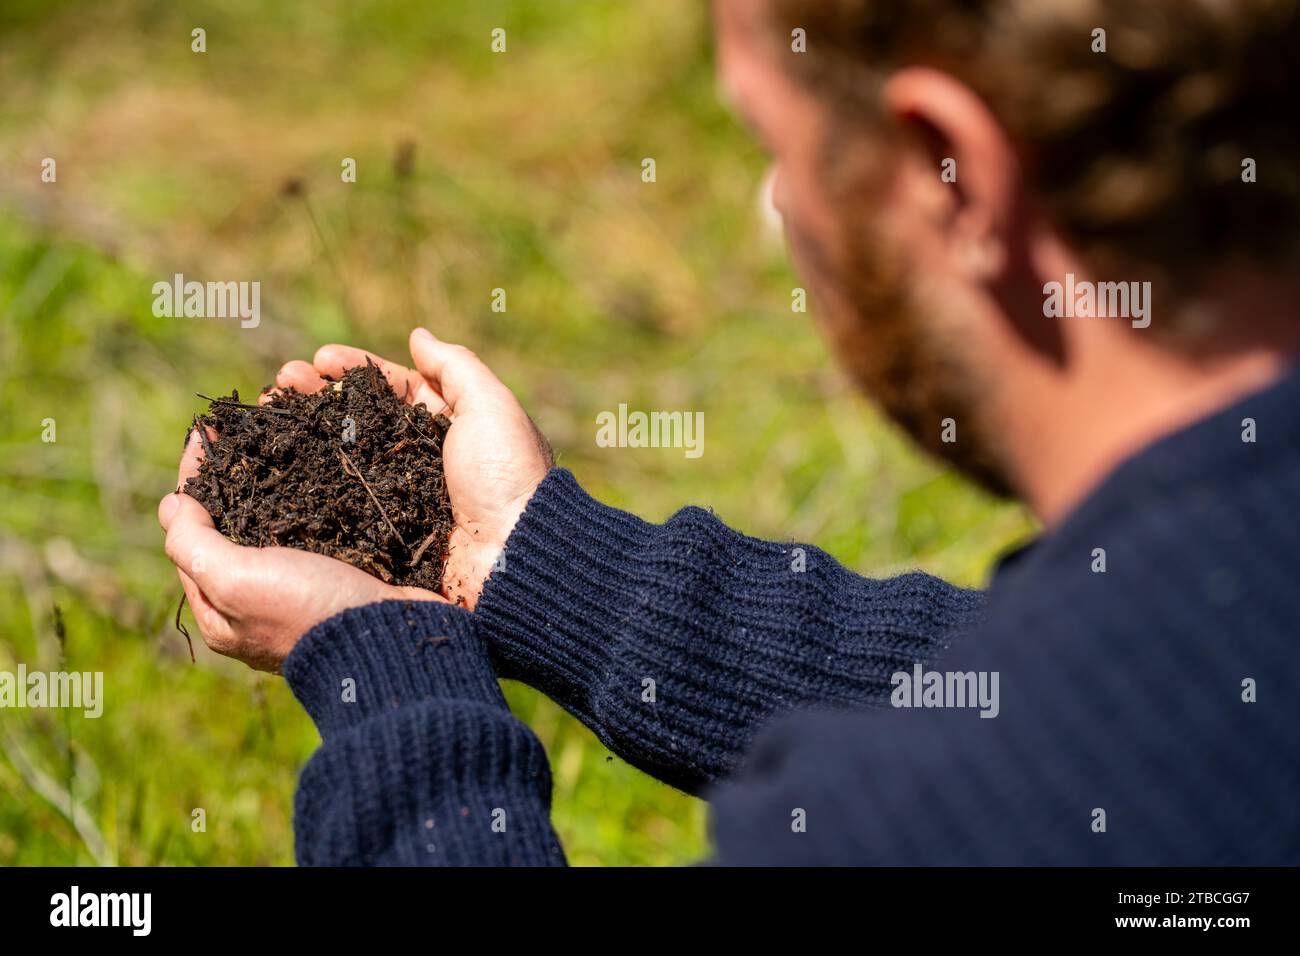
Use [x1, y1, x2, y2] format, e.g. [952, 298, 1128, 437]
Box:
[159, 493, 181, 527]
[413, 327, 437, 343]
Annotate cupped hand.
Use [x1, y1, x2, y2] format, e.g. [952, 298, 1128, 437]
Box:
[159, 428, 439, 673]
[274, 328, 552, 608]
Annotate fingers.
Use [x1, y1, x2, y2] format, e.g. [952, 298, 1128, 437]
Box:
[390, 585, 453, 605]
[178, 426, 216, 488]
[276, 359, 329, 394]
[312, 343, 397, 378]
[158, 492, 241, 599]
[259, 360, 330, 406]
[312, 343, 449, 415]
[176, 568, 235, 653]
[312, 345, 422, 401]
[167, 432, 236, 628]
[408, 328, 511, 416]
[178, 569, 215, 619]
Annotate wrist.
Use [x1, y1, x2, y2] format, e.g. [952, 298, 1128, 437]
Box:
[473, 468, 652, 674]
[283, 599, 504, 738]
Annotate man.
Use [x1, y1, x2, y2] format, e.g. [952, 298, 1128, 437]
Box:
[159, 0, 1300, 864]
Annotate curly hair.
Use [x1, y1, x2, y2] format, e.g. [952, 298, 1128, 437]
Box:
[758, 0, 1300, 298]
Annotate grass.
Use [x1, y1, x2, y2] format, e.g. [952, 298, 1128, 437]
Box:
[0, 0, 1034, 866]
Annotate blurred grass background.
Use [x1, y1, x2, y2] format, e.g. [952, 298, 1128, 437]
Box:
[0, 0, 1033, 865]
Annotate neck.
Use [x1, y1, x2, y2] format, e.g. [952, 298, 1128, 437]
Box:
[1002, 297, 1300, 527]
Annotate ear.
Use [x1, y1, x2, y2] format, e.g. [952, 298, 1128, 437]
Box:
[882, 66, 1063, 362]
[880, 66, 1022, 279]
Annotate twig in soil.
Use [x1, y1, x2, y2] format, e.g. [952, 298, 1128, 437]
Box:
[195, 393, 299, 417]
[338, 449, 408, 549]
[175, 590, 195, 664]
[401, 409, 433, 441]
[191, 415, 215, 460]
[409, 530, 439, 567]
[191, 415, 222, 504]
[381, 438, 411, 460]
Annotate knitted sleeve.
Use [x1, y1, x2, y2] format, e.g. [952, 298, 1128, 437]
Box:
[284, 600, 566, 866]
[473, 469, 986, 794]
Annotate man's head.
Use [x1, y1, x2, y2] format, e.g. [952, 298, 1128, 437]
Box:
[715, 0, 1300, 514]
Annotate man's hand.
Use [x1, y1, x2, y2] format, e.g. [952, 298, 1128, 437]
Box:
[158, 428, 438, 672]
[274, 327, 553, 609]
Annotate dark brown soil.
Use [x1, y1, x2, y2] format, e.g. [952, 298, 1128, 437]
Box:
[184, 361, 453, 589]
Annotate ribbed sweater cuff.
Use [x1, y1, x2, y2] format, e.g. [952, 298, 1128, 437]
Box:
[473, 468, 650, 691]
[284, 599, 504, 739]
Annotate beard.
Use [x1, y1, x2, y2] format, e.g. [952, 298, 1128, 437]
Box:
[786, 211, 1017, 500]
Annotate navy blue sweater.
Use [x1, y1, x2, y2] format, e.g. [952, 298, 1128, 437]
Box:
[284, 367, 1300, 865]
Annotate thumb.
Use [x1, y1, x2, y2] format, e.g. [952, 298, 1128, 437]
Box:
[408, 328, 510, 416]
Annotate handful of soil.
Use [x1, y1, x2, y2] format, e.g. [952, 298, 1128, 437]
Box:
[184, 361, 453, 589]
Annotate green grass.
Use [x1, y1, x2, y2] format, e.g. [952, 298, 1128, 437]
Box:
[0, 0, 1033, 866]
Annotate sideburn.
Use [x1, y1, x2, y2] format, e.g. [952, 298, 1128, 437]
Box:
[815, 129, 1017, 498]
